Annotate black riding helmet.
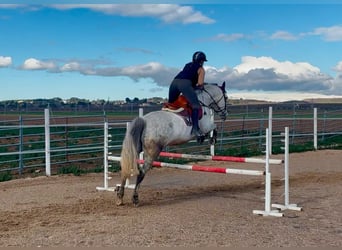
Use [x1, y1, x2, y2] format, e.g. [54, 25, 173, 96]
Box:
[192, 51, 207, 63]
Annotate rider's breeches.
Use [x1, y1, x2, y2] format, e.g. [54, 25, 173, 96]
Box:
[168, 79, 201, 110]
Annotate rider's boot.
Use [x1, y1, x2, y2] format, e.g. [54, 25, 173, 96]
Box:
[191, 109, 204, 140]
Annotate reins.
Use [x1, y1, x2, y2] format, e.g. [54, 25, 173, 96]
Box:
[198, 85, 227, 119]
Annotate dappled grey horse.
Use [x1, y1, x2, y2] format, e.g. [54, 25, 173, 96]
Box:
[116, 82, 228, 206]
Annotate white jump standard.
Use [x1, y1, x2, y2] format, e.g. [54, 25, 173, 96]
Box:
[271, 127, 302, 212]
[252, 128, 283, 217]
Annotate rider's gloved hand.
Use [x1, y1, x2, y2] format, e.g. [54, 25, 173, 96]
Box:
[195, 84, 204, 90]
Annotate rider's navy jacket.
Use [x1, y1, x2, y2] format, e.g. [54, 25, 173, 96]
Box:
[174, 62, 201, 87]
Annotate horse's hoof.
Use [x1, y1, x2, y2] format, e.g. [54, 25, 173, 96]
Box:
[197, 135, 205, 144]
[209, 138, 217, 145]
[116, 199, 124, 206]
[132, 195, 139, 207]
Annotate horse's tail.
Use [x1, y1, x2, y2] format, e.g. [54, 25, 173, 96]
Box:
[120, 117, 145, 178]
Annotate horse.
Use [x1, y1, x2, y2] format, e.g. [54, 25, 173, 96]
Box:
[116, 82, 228, 206]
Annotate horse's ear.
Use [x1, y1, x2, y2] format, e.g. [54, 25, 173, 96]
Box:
[221, 81, 226, 89]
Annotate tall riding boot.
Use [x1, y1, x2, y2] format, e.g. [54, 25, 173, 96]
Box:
[191, 109, 203, 137]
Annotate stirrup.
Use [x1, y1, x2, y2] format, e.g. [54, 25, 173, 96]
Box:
[196, 134, 205, 144]
[191, 127, 204, 137]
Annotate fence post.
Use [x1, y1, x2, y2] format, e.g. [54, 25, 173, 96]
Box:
[103, 121, 109, 189]
[268, 106, 273, 155]
[139, 107, 143, 118]
[44, 108, 51, 176]
[19, 115, 23, 175]
[210, 109, 215, 156]
[313, 107, 317, 150]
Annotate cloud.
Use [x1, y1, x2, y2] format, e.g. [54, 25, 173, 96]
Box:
[0, 4, 22, 9]
[90, 62, 178, 85]
[16, 55, 339, 95]
[270, 31, 298, 40]
[117, 47, 156, 55]
[331, 61, 342, 93]
[49, 4, 215, 24]
[269, 25, 342, 42]
[60, 62, 82, 72]
[229, 56, 333, 93]
[21, 58, 56, 70]
[234, 56, 321, 77]
[210, 33, 246, 42]
[333, 61, 342, 72]
[229, 91, 342, 102]
[211, 25, 342, 43]
[0, 4, 214, 24]
[0, 56, 12, 67]
[310, 25, 342, 41]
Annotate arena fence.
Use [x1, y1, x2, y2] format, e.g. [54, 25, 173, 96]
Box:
[0, 106, 341, 178]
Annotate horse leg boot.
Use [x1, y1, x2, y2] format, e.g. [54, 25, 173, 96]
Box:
[191, 109, 203, 141]
[132, 169, 145, 206]
[116, 177, 127, 206]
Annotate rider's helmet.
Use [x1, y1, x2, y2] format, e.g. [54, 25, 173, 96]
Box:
[192, 51, 207, 64]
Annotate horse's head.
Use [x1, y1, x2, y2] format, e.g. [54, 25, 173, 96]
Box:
[197, 81, 228, 120]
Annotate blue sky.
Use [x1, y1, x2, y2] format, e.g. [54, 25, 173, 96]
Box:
[1, 3, 342, 102]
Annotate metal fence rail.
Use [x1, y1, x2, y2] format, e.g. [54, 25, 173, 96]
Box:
[0, 106, 341, 177]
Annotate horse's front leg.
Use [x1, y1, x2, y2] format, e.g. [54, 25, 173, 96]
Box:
[209, 129, 218, 145]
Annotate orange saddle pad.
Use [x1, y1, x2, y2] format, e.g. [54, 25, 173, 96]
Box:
[162, 95, 202, 121]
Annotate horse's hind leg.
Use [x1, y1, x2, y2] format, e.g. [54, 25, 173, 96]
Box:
[132, 169, 146, 206]
[115, 176, 127, 206]
[132, 156, 156, 206]
[132, 143, 162, 206]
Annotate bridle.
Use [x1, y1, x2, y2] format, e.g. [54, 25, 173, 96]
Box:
[198, 85, 227, 120]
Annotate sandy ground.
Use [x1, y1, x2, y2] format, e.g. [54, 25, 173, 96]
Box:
[0, 150, 341, 247]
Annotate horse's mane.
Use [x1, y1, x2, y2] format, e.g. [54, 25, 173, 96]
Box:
[204, 82, 218, 86]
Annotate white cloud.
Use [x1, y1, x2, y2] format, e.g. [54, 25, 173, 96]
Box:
[228, 56, 333, 93]
[229, 91, 342, 102]
[21, 58, 56, 70]
[92, 62, 177, 84]
[310, 25, 342, 41]
[60, 62, 82, 72]
[14, 55, 341, 96]
[90, 56, 335, 95]
[331, 61, 342, 93]
[270, 31, 298, 40]
[49, 4, 214, 24]
[0, 4, 19, 9]
[204, 65, 233, 83]
[333, 61, 342, 72]
[211, 33, 246, 42]
[0, 4, 214, 24]
[0, 56, 12, 67]
[234, 56, 321, 78]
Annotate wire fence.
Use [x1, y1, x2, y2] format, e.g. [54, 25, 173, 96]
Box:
[0, 105, 341, 178]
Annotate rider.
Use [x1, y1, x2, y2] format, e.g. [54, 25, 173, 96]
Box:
[168, 51, 207, 139]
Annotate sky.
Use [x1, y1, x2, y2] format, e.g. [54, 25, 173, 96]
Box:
[1, 2, 342, 102]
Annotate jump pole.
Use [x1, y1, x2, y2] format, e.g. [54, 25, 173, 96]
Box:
[108, 156, 264, 176]
[159, 152, 283, 165]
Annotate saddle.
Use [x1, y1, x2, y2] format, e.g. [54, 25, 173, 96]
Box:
[162, 95, 202, 125]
